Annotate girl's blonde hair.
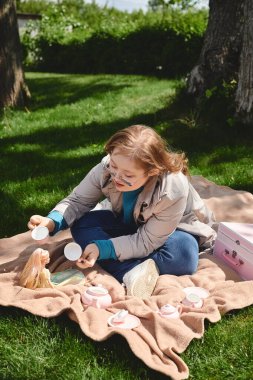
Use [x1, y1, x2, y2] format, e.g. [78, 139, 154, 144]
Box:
[105, 125, 189, 175]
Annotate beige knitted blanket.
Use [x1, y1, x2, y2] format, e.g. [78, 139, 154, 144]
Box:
[1, 176, 253, 380]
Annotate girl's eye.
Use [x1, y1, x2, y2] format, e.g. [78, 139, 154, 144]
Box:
[125, 175, 133, 178]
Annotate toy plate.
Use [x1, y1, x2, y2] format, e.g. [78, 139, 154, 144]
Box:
[108, 314, 140, 329]
[182, 286, 210, 299]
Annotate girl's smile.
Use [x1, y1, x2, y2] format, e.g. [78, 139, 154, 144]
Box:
[114, 180, 125, 188]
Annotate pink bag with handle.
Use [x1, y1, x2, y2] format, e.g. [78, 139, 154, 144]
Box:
[213, 222, 253, 280]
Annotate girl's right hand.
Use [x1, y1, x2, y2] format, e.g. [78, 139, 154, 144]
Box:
[76, 243, 99, 269]
[28, 215, 55, 233]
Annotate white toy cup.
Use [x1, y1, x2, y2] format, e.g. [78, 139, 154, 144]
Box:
[31, 226, 49, 243]
[64, 242, 82, 261]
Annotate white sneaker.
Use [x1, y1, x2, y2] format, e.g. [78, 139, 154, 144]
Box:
[123, 259, 159, 299]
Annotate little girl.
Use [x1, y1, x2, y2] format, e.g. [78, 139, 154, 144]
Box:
[28, 125, 216, 298]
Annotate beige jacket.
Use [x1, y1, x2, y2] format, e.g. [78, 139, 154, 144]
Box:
[52, 156, 217, 261]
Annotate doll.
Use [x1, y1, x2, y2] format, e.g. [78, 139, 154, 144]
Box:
[19, 248, 54, 289]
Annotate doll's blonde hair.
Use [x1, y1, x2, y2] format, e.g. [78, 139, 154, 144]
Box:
[19, 248, 54, 289]
[105, 125, 189, 175]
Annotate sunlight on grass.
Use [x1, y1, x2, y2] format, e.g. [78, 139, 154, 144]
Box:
[46, 144, 104, 159]
[190, 146, 253, 191]
[0, 308, 156, 380]
[182, 307, 253, 379]
[1, 73, 178, 138]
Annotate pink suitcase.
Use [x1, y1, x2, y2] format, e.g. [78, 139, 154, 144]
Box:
[213, 222, 253, 280]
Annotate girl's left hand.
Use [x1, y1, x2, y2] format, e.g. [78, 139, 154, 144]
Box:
[76, 243, 99, 269]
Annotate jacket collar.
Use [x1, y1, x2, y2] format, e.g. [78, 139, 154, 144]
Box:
[137, 175, 160, 206]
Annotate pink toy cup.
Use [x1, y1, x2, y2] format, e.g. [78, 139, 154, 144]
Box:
[182, 293, 203, 308]
[158, 304, 181, 319]
[112, 309, 129, 324]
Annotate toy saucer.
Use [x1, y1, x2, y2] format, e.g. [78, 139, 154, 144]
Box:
[182, 287, 210, 299]
[108, 314, 140, 329]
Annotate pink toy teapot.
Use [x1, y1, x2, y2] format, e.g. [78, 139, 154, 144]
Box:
[81, 284, 112, 309]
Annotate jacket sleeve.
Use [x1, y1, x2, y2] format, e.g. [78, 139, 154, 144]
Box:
[111, 178, 189, 261]
[50, 162, 104, 226]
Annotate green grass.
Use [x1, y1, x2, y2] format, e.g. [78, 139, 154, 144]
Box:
[0, 72, 253, 380]
[182, 307, 253, 380]
[0, 307, 156, 380]
[0, 72, 180, 236]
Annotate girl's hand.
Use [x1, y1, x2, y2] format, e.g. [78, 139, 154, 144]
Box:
[28, 215, 55, 233]
[76, 243, 99, 269]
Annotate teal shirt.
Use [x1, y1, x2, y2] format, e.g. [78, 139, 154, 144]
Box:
[95, 186, 143, 260]
[122, 187, 143, 225]
[47, 210, 68, 235]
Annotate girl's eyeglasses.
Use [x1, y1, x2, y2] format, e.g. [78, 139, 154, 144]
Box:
[105, 165, 148, 187]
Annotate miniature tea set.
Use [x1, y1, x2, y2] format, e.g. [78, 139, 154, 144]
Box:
[81, 283, 141, 329]
[157, 286, 210, 320]
[31, 231, 210, 328]
[80, 283, 210, 328]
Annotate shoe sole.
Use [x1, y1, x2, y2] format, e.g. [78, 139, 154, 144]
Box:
[127, 259, 159, 299]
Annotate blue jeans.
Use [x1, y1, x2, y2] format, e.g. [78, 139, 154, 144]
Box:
[71, 210, 199, 283]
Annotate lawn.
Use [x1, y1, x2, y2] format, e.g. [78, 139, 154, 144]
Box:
[0, 72, 253, 380]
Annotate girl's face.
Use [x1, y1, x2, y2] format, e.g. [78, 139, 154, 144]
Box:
[109, 149, 150, 191]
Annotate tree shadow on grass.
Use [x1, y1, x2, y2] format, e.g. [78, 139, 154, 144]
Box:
[156, 90, 253, 193]
[24, 73, 253, 163]
[1, 100, 253, 186]
[25, 74, 137, 110]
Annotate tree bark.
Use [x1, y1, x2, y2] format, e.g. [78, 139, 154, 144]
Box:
[187, 0, 253, 123]
[0, 0, 30, 108]
[235, 0, 253, 122]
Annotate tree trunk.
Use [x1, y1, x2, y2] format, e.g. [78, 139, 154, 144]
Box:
[235, 0, 253, 122]
[0, 0, 30, 108]
[187, 0, 253, 123]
